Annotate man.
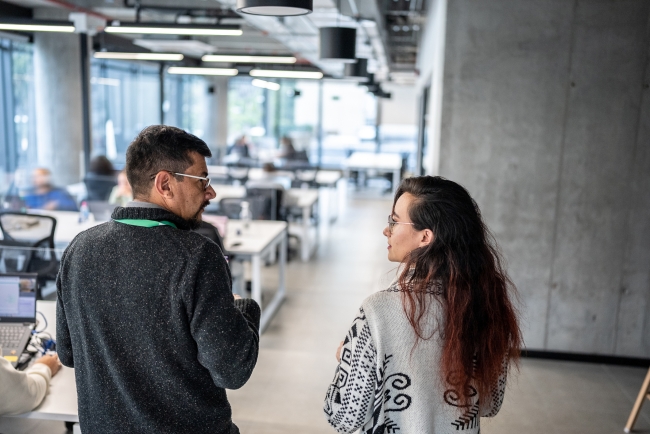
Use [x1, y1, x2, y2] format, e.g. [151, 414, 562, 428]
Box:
[56, 125, 260, 433]
[0, 353, 61, 415]
[23, 168, 78, 211]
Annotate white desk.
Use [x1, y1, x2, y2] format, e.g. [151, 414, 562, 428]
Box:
[342, 152, 402, 195]
[222, 220, 287, 332]
[1, 301, 79, 424]
[209, 186, 320, 262]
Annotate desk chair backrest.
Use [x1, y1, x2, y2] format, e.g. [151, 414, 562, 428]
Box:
[0, 212, 58, 292]
[84, 175, 117, 201]
[246, 186, 284, 221]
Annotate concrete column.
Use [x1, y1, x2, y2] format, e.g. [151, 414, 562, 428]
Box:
[206, 76, 229, 160]
[33, 31, 86, 186]
[437, 0, 650, 357]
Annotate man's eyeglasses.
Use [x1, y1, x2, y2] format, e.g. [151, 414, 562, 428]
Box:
[387, 215, 414, 234]
[152, 171, 211, 191]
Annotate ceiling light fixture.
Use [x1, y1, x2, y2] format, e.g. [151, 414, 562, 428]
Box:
[252, 79, 281, 91]
[236, 0, 313, 16]
[320, 27, 357, 63]
[202, 54, 297, 64]
[0, 19, 75, 33]
[344, 58, 368, 81]
[167, 67, 239, 76]
[94, 52, 184, 61]
[105, 22, 242, 36]
[250, 69, 323, 79]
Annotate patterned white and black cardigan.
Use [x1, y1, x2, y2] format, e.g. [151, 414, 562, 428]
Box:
[324, 279, 508, 434]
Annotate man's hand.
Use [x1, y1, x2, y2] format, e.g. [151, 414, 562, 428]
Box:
[336, 341, 344, 363]
[35, 353, 61, 376]
[233, 294, 242, 300]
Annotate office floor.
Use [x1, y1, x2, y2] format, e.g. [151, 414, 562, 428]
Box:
[1, 189, 649, 434]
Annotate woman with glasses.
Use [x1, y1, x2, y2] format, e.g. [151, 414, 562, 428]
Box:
[324, 176, 521, 434]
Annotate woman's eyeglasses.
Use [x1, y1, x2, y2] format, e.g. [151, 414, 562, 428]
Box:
[151, 171, 211, 191]
[387, 215, 414, 234]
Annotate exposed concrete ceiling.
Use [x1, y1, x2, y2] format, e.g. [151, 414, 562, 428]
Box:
[1, 0, 425, 83]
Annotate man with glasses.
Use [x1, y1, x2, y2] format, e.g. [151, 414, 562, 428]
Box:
[56, 125, 260, 434]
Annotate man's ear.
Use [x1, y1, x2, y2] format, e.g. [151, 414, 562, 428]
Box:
[154, 171, 174, 199]
[419, 229, 434, 247]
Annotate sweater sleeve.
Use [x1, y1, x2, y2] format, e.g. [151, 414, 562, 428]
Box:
[188, 243, 260, 390]
[0, 358, 51, 415]
[324, 307, 377, 434]
[55, 249, 74, 368]
[480, 355, 509, 417]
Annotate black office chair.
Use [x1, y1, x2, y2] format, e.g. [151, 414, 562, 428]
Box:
[0, 212, 59, 295]
[84, 174, 117, 201]
[246, 187, 285, 221]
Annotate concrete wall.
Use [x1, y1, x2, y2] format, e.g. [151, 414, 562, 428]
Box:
[381, 83, 418, 126]
[438, 0, 650, 356]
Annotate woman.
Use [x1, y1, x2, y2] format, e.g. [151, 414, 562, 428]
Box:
[324, 176, 521, 434]
[84, 155, 117, 201]
[108, 170, 133, 207]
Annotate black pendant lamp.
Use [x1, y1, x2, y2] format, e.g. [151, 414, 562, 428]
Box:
[320, 27, 356, 62]
[344, 58, 368, 80]
[237, 0, 313, 16]
[319, 0, 356, 62]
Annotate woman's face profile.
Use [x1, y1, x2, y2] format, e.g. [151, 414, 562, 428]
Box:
[383, 193, 431, 263]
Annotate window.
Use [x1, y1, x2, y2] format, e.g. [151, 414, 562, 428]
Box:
[163, 73, 209, 140]
[90, 59, 161, 167]
[0, 38, 36, 193]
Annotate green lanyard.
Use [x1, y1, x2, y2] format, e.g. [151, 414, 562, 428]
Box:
[113, 219, 177, 229]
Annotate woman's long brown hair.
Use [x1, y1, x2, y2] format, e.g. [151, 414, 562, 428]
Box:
[395, 176, 522, 408]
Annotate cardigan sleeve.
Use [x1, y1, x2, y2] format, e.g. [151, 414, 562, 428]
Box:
[480, 354, 509, 417]
[324, 307, 377, 434]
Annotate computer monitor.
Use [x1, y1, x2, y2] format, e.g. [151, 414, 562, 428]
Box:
[0, 274, 38, 323]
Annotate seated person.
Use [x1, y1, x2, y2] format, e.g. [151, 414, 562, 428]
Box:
[226, 135, 252, 159]
[0, 353, 61, 415]
[84, 156, 117, 201]
[108, 170, 133, 207]
[23, 168, 78, 211]
[277, 136, 297, 159]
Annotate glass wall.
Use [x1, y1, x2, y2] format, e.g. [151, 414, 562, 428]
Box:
[163, 73, 210, 141]
[0, 38, 37, 195]
[227, 77, 377, 167]
[90, 59, 161, 167]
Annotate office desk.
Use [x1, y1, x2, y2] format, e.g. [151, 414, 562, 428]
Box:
[223, 220, 287, 332]
[342, 152, 402, 194]
[210, 186, 320, 262]
[1, 301, 79, 424]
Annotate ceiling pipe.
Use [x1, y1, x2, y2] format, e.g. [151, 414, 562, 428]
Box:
[44, 0, 113, 22]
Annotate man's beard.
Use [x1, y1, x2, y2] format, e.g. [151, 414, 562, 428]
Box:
[187, 201, 210, 230]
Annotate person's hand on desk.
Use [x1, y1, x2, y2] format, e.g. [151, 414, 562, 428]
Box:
[35, 353, 62, 376]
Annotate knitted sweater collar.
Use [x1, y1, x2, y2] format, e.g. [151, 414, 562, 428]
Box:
[111, 205, 194, 231]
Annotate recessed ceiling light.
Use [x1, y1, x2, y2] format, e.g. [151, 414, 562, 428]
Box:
[0, 19, 75, 33]
[105, 22, 242, 36]
[94, 52, 184, 61]
[167, 67, 239, 76]
[202, 55, 297, 64]
[250, 69, 323, 79]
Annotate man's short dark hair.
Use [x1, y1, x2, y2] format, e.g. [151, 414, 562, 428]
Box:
[126, 125, 212, 198]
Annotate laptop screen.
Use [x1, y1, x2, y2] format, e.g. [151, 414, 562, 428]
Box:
[0, 274, 37, 323]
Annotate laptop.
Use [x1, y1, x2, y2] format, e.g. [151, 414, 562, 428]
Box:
[87, 201, 118, 221]
[0, 273, 38, 367]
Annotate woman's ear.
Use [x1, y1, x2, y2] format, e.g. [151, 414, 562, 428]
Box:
[419, 229, 434, 247]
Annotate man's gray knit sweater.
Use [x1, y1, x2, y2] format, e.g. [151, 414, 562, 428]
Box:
[56, 205, 260, 434]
